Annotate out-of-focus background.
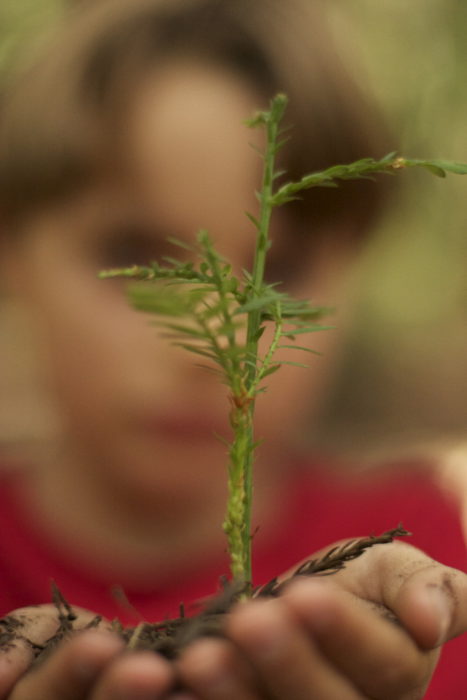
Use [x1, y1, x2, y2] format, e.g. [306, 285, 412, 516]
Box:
[0, 0, 466, 457]
[320, 0, 467, 454]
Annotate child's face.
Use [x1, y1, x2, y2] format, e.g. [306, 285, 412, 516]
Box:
[2, 63, 349, 513]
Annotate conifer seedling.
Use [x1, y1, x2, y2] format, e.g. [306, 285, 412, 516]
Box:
[101, 94, 467, 594]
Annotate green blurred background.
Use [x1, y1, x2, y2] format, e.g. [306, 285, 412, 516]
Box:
[321, 0, 467, 454]
[1, 0, 466, 455]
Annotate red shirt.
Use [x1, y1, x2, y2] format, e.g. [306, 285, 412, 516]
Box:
[0, 463, 465, 698]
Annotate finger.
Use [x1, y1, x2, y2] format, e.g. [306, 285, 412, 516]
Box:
[387, 558, 467, 649]
[1, 605, 110, 646]
[91, 650, 174, 700]
[178, 637, 259, 700]
[0, 606, 62, 647]
[0, 606, 70, 697]
[8, 630, 124, 700]
[0, 636, 33, 699]
[324, 540, 467, 649]
[0, 603, 114, 698]
[282, 577, 434, 699]
[226, 598, 365, 700]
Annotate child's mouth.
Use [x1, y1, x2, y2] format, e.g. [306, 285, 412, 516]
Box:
[138, 411, 226, 443]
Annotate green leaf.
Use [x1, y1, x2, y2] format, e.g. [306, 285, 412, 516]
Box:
[161, 256, 184, 267]
[162, 323, 206, 338]
[270, 193, 302, 206]
[260, 364, 281, 378]
[429, 160, 467, 175]
[380, 151, 398, 162]
[166, 236, 195, 252]
[281, 325, 335, 337]
[274, 137, 291, 153]
[245, 111, 267, 129]
[270, 92, 288, 121]
[243, 359, 259, 371]
[234, 294, 282, 314]
[213, 431, 231, 448]
[272, 169, 287, 181]
[173, 343, 218, 361]
[128, 285, 196, 316]
[403, 158, 467, 178]
[278, 344, 322, 355]
[254, 326, 266, 342]
[280, 299, 332, 320]
[217, 321, 244, 337]
[245, 211, 260, 229]
[276, 360, 309, 369]
[419, 163, 446, 178]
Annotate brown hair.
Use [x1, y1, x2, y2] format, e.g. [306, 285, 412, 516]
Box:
[0, 0, 393, 242]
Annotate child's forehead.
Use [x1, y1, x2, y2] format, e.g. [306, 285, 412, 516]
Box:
[118, 61, 263, 167]
[105, 63, 263, 215]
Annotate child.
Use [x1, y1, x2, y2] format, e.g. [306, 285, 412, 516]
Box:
[0, 0, 466, 697]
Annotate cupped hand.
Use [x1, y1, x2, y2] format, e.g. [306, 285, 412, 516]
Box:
[0, 604, 175, 700]
[176, 539, 467, 699]
[3, 540, 467, 700]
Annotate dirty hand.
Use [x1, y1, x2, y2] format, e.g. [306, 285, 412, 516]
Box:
[176, 540, 467, 699]
[0, 604, 175, 700]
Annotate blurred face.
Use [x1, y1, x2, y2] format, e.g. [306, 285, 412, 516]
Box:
[2, 63, 349, 515]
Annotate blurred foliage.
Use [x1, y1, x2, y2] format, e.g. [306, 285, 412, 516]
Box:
[328, 0, 467, 322]
[0, 0, 63, 77]
[321, 0, 467, 450]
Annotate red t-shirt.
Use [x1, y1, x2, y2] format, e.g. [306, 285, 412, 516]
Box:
[0, 463, 465, 698]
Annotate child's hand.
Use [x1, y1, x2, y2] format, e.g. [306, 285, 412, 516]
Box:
[0, 605, 175, 700]
[3, 539, 466, 700]
[176, 540, 467, 699]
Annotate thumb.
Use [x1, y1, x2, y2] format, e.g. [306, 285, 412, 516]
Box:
[304, 537, 467, 652]
[393, 561, 467, 649]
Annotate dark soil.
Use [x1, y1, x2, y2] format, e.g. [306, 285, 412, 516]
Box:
[0, 526, 408, 664]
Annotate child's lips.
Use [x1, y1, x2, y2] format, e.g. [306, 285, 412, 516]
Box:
[138, 411, 227, 442]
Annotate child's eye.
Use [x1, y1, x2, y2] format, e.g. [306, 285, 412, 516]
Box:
[93, 225, 176, 269]
[264, 253, 293, 286]
[264, 247, 306, 288]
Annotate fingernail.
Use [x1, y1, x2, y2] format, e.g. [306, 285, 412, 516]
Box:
[115, 653, 173, 700]
[425, 585, 451, 645]
[201, 670, 238, 695]
[237, 603, 286, 661]
[73, 632, 124, 680]
[181, 641, 238, 695]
